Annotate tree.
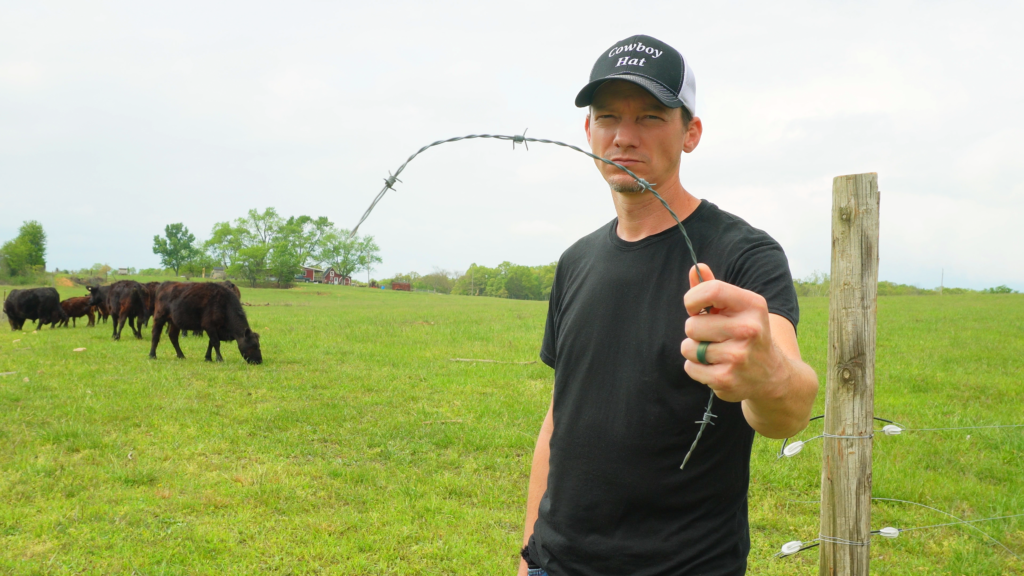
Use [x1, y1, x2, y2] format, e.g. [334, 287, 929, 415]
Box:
[320, 229, 363, 280]
[205, 221, 244, 268]
[232, 245, 271, 288]
[355, 235, 382, 285]
[451, 263, 496, 296]
[181, 248, 219, 279]
[504, 264, 541, 300]
[267, 239, 304, 288]
[152, 223, 198, 276]
[192, 209, 351, 288]
[0, 220, 47, 277]
[282, 215, 335, 266]
[237, 207, 283, 246]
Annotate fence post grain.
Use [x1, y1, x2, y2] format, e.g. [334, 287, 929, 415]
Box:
[819, 173, 879, 576]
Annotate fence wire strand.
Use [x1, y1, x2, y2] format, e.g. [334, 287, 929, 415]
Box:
[353, 132, 715, 470]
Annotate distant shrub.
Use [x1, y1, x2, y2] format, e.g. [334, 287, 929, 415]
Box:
[793, 271, 830, 297]
[981, 285, 1017, 294]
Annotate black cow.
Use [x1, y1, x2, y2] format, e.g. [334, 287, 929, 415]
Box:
[149, 282, 261, 364]
[139, 281, 161, 327]
[87, 281, 149, 340]
[3, 288, 67, 330]
[180, 281, 241, 338]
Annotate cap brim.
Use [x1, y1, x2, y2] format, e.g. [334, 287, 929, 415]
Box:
[575, 73, 684, 109]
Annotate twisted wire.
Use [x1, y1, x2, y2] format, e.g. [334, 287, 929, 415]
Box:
[352, 131, 716, 471]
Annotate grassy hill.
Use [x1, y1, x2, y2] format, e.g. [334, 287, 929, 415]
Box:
[1, 285, 1021, 574]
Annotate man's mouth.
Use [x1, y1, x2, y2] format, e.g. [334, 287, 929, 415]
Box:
[609, 157, 643, 166]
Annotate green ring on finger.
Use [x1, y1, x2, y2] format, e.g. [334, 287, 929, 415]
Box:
[696, 341, 711, 365]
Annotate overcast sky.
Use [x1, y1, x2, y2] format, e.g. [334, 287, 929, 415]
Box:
[2, 1, 1022, 290]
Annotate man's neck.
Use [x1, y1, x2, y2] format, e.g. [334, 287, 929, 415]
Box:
[612, 176, 701, 242]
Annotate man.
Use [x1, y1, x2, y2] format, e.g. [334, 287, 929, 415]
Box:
[518, 35, 818, 576]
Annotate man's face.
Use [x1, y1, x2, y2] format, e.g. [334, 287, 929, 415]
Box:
[585, 80, 699, 193]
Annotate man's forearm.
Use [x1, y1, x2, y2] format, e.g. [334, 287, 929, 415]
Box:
[519, 402, 553, 576]
[742, 346, 818, 439]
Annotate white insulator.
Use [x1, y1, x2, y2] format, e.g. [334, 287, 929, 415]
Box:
[781, 541, 803, 555]
[783, 441, 805, 457]
[882, 424, 903, 436]
[879, 527, 900, 539]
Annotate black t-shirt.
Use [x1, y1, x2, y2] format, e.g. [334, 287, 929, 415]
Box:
[530, 200, 799, 576]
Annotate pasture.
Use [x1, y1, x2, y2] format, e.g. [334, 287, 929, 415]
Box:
[1, 285, 1022, 575]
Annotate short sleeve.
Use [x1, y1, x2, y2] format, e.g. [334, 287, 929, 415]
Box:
[725, 240, 800, 332]
[540, 267, 560, 368]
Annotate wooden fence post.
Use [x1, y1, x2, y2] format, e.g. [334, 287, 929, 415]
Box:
[819, 173, 880, 576]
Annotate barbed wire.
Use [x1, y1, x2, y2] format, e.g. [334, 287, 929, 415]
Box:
[352, 131, 716, 471]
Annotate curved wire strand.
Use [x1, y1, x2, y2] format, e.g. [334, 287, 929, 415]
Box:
[352, 132, 715, 470]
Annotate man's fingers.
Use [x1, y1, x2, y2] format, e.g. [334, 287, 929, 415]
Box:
[684, 278, 761, 317]
[688, 263, 716, 288]
[684, 313, 741, 343]
[682, 358, 743, 403]
[687, 264, 722, 316]
[681, 337, 744, 367]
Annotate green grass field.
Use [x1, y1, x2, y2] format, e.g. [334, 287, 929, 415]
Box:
[1, 284, 1021, 575]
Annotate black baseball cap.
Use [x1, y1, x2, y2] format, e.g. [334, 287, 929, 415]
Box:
[575, 34, 696, 117]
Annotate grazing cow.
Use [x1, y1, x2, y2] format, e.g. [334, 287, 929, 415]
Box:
[181, 281, 240, 338]
[59, 296, 95, 327]
[3, 288, 67, 330]
[221, 280, 241, 298]
[87, 281, 149, 340]
[149, 282, 261, 364]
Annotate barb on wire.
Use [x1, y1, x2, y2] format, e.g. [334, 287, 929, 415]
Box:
[512, 128, 528, 150]
[349, 132, 705, 283]
[353, 131, 714, 471]
[680, 390, 717, 470]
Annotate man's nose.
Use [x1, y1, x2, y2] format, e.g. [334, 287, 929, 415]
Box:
[612, 120, 640, 150]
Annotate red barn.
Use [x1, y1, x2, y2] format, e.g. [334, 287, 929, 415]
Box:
[391, 282, 412, 292]
[323, 268, 351, 285]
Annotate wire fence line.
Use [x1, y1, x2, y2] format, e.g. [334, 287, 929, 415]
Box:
[776, 500, 1024, 561]
[352, 131, 717, 471]
[777, 415, 1024, 459]
[765, 415, 1024, 563]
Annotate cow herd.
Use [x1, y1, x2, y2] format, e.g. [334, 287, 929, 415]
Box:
[3, 280, 261, 364]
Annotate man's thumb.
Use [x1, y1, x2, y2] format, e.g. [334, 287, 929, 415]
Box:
[688, 263, 715, 288]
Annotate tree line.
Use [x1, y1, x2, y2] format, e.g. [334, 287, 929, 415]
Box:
[793, 271, 1019, 297]
[152, 208, 381, 287]
[382, 262, 557, 300]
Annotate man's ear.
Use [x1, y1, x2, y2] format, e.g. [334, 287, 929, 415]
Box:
[584, 111, 592, 146]
[682, 116, 703, 154]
